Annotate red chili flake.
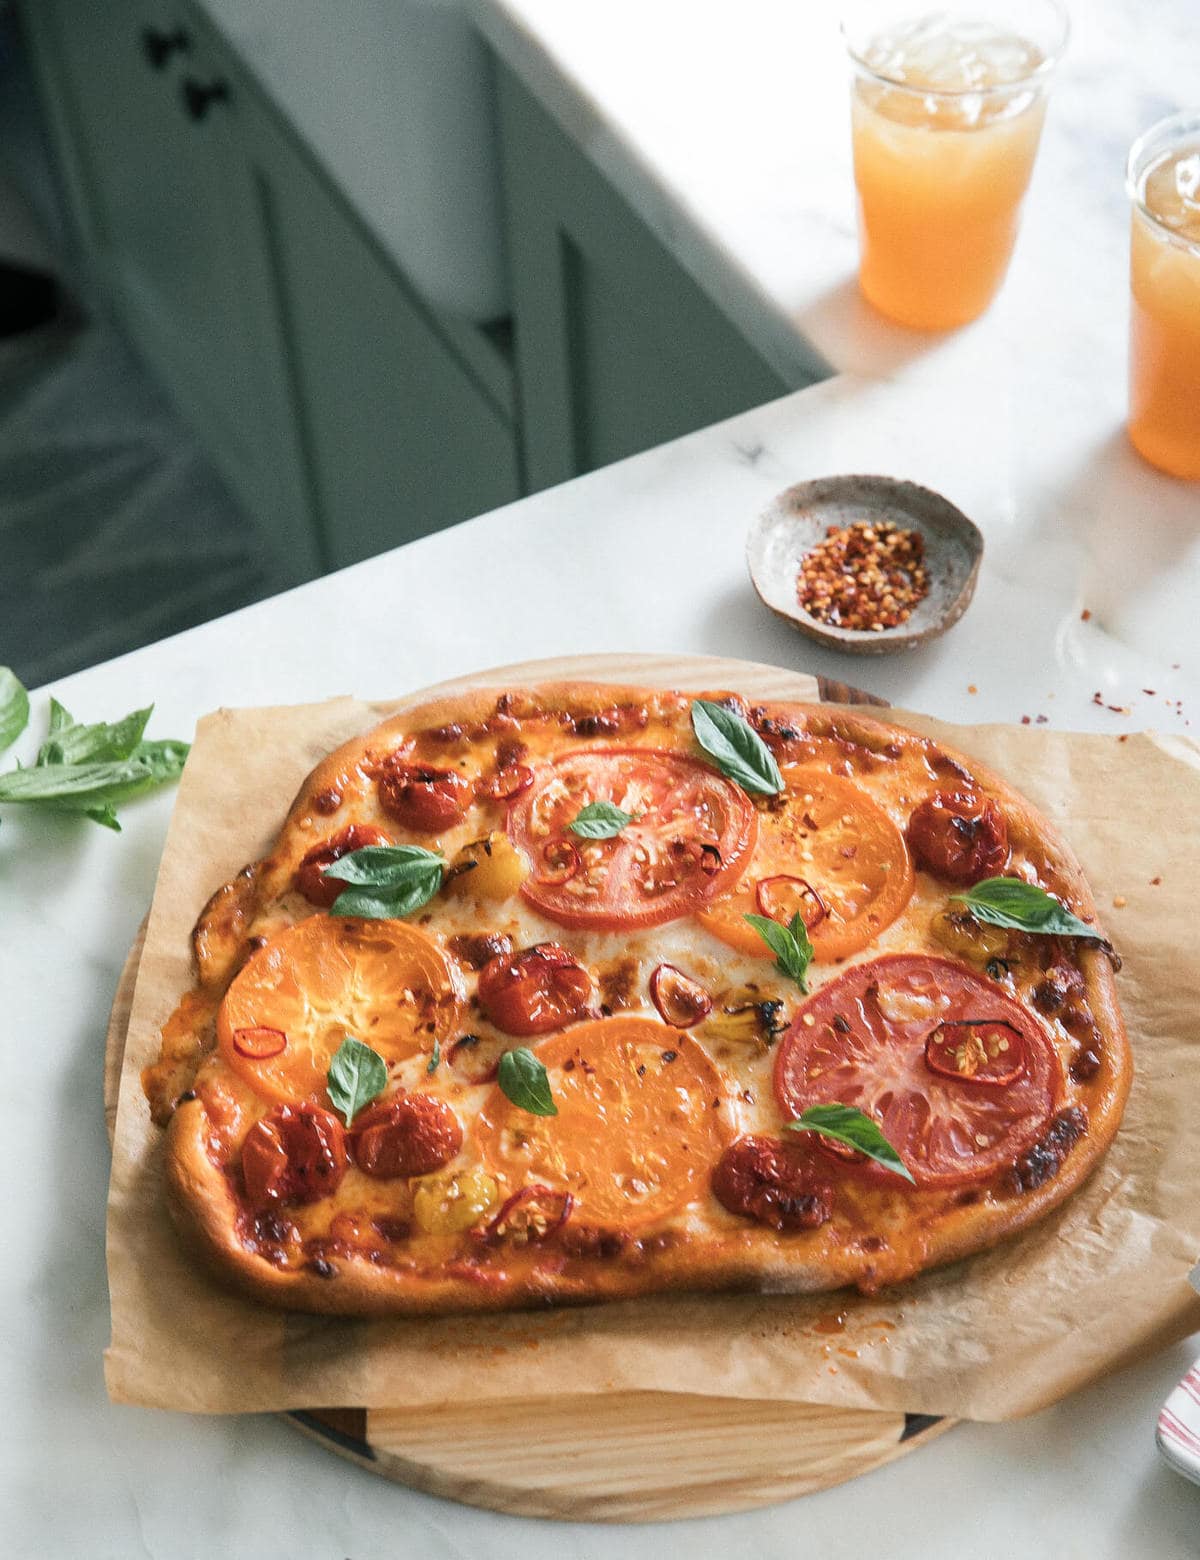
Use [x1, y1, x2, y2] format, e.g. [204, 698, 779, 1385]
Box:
[1020, 715, 1031, 725]
[1143, 688, 1156, 696]
[1081, 609, 1092, 621]
[1150, 875, 1163, 885]
[1119, 734, 1129, 743]
[796, 519, 930, 632]
[1035, 714, 1048, 724]
[968, 684, 978, 695]
[1092, 692, 1104, 706]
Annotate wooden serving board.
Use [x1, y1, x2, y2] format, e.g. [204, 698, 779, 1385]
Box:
[104, 658, 954, 1522]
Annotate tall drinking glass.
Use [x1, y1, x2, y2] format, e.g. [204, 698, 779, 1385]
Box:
[843, 0, 1069, 330]
[1127, 111, 1200, 480]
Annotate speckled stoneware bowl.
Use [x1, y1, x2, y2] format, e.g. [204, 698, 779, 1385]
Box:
[746, 475, 984, 656]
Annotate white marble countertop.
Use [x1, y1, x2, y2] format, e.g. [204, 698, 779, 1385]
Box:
[8, 0, 1200, 1554]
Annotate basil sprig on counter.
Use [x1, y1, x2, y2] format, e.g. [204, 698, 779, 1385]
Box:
[787, 1104, 915, 1183]
[0, 667, 29, 753]
[326, 1035, 387, 1128]
[0, 690, 189, 833]
[568, 799, 636, 839]
[497, 1046, 557, 1117]
[951, 877, 1098, 940]
[744, 911, 814, 993]
[324, 843, 444, 920]
[690, 699, 783, 796]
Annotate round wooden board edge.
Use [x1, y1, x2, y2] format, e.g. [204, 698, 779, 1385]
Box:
[103, 659, 960, 1523]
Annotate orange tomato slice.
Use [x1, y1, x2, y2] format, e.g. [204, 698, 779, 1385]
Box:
[697, 766, 914, 963]
[216, 915, 462, 1106]
[474, 1017, 731, 1228]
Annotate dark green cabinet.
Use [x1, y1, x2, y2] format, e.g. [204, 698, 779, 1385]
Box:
[496, 67, 817, 491]
[22, 4, 823, 583]
[22, 0, 319, 581]
[257, 129, 520, 571]
[19, 0, 520, 578]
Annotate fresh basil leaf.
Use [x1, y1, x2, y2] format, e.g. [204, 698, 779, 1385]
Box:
[744, 910, 813, 992]
[0, 668, 29, 754]
[323, 843, 443, 885]
[325, 843, 444, 921]
[427, 1039, 441, 1076]
[36, 703, 152, 767]
[950, 877, 1098, 939]
[47, 697, 74, 737]
[326, 1035, 388, 1128]
[690, 699, 783, 796]
[85, 805, 122, 833]
[497, 1046, 557, 1117]
[787, 1104, 914, 1183]
[0, 757, 165, 811]
[130, 738, 190, 783]
[567, 799, 635, 839]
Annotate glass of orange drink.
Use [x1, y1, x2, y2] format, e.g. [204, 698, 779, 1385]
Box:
[1127, 111, 1200, 480]
[842, 1, 1068, 330]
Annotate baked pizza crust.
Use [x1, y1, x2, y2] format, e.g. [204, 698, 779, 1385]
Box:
[149, 683, 1131, 1316]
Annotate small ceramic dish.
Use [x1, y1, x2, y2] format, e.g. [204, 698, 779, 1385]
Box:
[746, 474, 984, 656]
[1157, 1361, 1200, 1486]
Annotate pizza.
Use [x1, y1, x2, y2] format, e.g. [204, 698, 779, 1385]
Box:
[143, 682, 1130, 1316]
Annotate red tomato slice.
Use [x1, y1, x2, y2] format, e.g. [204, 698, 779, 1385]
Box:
[774, 955, 1060, 1189]
[506, 748, 756, 931]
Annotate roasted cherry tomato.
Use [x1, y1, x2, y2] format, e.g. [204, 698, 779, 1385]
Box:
[476, 763, 534, 802]
[711, 1135, 833, 1231]
[506, 749, 756, 931]
[351, 1092, 463, 1178]
[474, 1017, 730, 1228]
[476, 943, 592, 1036]
[924, 1019, 1026, 1086]
[649, 963, 713, 1028]
[295, 825, 391, 907]
[906, 790, 1010, 885]
[775, 954, 1059, 1189]
[240, 1103, 347, 1207]
[699, 766, 913, 963]
[376, 759, 470, 833]
[754, 874, 828, 930]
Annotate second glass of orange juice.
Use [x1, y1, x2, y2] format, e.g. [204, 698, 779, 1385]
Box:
[1127, 111, 1200, 480]
[843, 1, 1069, 330]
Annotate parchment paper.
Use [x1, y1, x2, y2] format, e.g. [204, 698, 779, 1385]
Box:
[105, 672, 1200, 1421]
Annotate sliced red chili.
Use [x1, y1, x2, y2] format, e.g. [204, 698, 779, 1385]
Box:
[649, 963, 713, 1029]
[232, 1026, 287, 1060]
[755, 874, 828, 930]
[536, 837, 581, 886]
[477, 764, 535, 802]
[484, 1184, 574, 1245]
[925, 1018, 1026, 1086]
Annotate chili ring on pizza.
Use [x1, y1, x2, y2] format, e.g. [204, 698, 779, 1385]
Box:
[143, 682, 1129, 1315]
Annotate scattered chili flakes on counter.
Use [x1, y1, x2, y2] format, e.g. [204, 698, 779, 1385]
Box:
[797, 520, 930, 632]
